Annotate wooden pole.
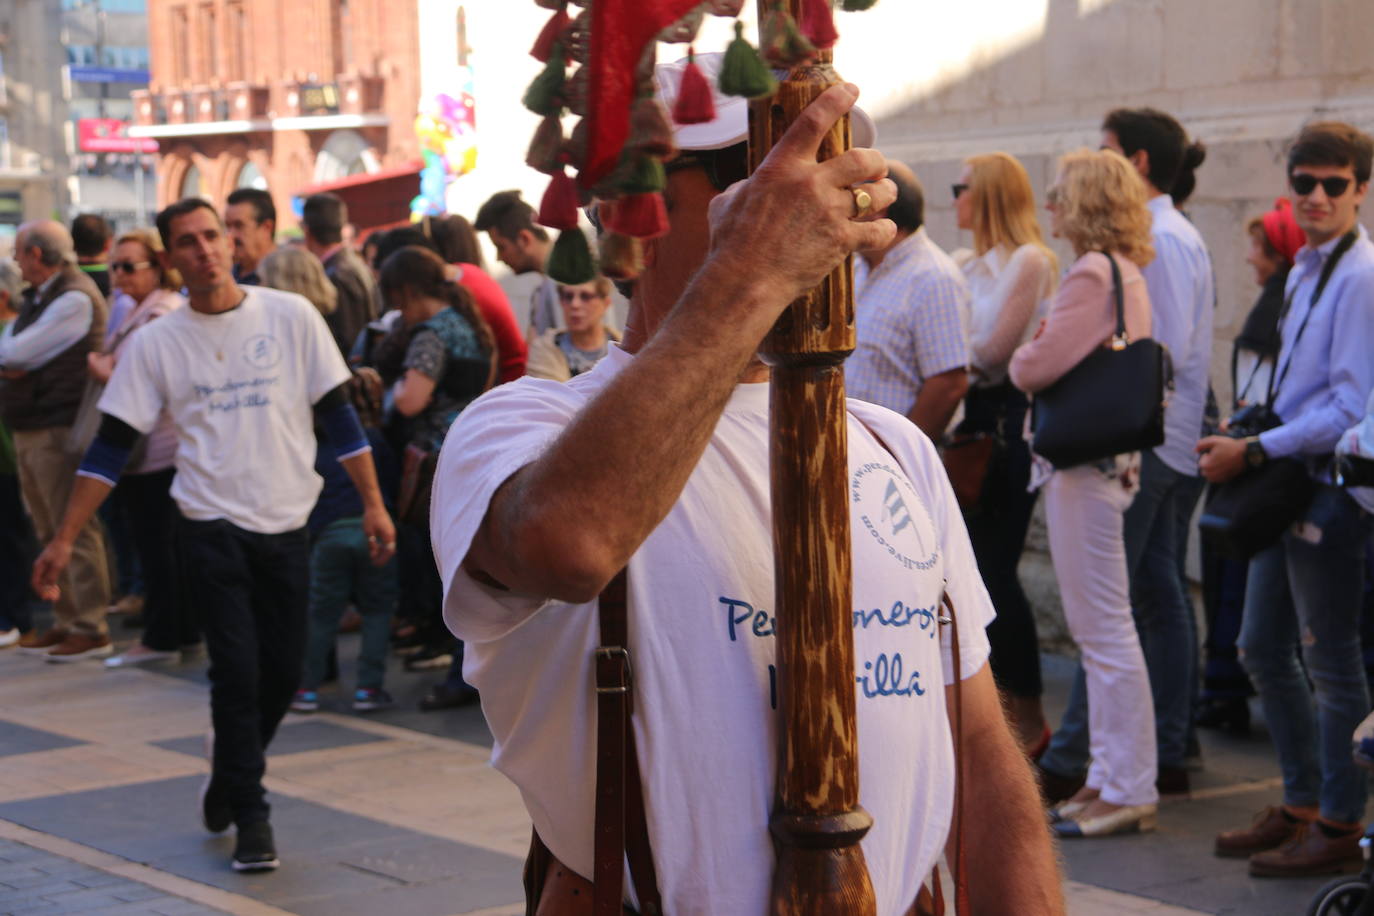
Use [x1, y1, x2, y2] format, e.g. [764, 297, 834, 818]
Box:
[751, 4, 877, 914]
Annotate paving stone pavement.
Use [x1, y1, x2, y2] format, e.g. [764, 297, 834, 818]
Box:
[0, 627, 1362, 915]
[0, 837, 229, 916]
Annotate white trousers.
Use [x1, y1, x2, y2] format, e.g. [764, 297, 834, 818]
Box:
[1044, 464, 1159, 806]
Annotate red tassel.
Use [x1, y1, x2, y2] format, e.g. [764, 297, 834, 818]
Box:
[673, 48, 717, 125]
[530, 6, 571, 63]
[538, 170, 581, 231]
[604, 192, 669, 240]
[799, 0, 838, 50]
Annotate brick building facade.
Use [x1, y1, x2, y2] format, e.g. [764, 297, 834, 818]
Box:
[129, 0, 421, 232]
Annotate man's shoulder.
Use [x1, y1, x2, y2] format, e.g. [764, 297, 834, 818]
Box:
[246, 285, 318, 318]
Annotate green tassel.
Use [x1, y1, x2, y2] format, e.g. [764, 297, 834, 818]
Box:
[523, 43, 566, 117]
[841, 0, 879, 9]
[546, 228, 596, 285]
[718, 21, 777, 100]
[761, 7, 816, 68]
[617, 153, 666, 195]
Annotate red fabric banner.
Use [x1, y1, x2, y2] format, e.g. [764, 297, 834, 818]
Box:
[581, 0, 704, 188]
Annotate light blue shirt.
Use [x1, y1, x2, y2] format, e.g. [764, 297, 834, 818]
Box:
[1261, 224, 1374, 473]
[1141, 195, 1214, 476]
[846, 228, 970, 417]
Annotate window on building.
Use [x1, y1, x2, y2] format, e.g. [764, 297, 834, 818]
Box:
[228, 1, 247, 82]
[171, 6, 190, 84]
[198, 3, 217, 82]
[330, 0, 353, 77]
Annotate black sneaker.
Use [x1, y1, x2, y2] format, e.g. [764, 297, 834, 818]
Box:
[232, 821, 280, 872]
[200, 775, 232, 834]
[403, 645, 454, 671]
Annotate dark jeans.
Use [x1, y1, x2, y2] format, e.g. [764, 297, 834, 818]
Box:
[1200, 532, 1254, 700]
[99, 482, 142, 599]
[959, 383, 1041, 698]
[302, 518, 397, 692]
[0, 471, 35, 633]
[178, 514, 309, 827]
[1238, 484, 1372, 823]
[1043, 452, 1206, 774]
[119, 470, 197, 651]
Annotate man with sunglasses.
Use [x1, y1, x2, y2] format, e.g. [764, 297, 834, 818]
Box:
[1198, 121, 1374, 878]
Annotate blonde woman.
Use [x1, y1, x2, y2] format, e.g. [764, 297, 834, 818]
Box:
[260, 246, 337, 318]
[950, 152, 1058, 757]
[1010, 148, 1158, 838]
[88, 229, 192, 667]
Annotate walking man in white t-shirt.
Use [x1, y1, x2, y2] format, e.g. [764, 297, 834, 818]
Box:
[431, 64, 1061, 913]
[32, 198, 396, 874]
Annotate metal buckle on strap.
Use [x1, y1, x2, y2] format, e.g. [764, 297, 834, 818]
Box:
[595, 646, 632, 694]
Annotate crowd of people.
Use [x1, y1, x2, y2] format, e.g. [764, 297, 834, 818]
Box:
[1, 59, 1373, 906]
[0, 187, 623, 871]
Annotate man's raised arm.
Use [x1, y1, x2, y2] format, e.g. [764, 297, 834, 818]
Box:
[464, 84, 896, 603]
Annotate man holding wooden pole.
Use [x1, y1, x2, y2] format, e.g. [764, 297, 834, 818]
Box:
[431, 51, 1061, 911]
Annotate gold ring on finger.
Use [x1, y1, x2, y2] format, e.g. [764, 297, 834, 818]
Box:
[851, 186, 873, 218]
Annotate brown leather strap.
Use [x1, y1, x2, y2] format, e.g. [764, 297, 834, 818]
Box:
[593, 569, 662, 916]
[941, 591, 969, 915]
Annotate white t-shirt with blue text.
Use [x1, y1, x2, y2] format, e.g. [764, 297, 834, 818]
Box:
[431, 345, 994, 916]
[98, 286, 350, 533]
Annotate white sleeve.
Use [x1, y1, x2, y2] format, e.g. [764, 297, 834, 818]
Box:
[432, 377, 588, 643]
[849, 401, 995, 683]
[0, 291, 93, 369]
[97, 330, 164, 434]
[300, 300, 352, 402]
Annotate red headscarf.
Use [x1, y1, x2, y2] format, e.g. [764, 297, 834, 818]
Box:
[1262, 197, 1306, 265]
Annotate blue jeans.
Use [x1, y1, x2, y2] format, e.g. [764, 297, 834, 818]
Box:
[1041, 452, 1204, 774]
[1237, 484, 1371, 824]
[301, 518, 397, 692]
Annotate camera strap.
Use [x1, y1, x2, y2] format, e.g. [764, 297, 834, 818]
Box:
[1266, 229, 1358, 406]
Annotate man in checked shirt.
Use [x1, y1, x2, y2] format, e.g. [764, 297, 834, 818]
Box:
[845, 161, 971, 441]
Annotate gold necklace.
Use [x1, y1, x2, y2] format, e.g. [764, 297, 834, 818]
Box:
[210, 292, 248, 360]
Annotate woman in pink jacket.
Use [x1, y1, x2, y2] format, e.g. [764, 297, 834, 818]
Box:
[1010, 148, 1158, 838]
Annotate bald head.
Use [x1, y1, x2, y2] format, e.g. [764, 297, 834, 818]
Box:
[16, 220, 74, 286]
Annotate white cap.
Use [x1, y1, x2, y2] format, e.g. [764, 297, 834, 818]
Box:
[654, 52, 877, 152]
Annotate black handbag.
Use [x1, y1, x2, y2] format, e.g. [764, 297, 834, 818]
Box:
[1030, 252, 1173, 469]
[1198, 230, 1358, 558]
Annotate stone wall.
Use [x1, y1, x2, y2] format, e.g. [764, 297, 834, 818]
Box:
[843, 0, 1374, 633]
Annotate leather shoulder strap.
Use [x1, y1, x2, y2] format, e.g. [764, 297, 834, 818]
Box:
[594, 568, 662, 916]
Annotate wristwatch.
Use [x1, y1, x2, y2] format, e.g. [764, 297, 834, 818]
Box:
[1244, 436, 1268, 469]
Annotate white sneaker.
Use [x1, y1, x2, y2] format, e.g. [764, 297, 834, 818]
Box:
[0, 629, 19, 649]
[104, 645, 179, 668]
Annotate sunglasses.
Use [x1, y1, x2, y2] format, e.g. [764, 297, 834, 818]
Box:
[558, 289, 603, 303]
[951, 183, 970, 200]
[1289, 172, 1353, 198]
[111, 260, 152, 274]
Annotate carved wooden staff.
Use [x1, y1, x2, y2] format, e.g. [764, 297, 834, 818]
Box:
[750, 3, 877, 913]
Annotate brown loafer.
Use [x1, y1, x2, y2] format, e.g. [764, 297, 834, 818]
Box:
[17, 628, 69, 655]
[1215, 805, 1309, 858]
[1248, 821, 1363, 877]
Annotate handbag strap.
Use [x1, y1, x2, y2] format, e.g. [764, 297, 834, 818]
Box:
[1096, 251, 1128, 349]
[594, 568, 663, 916]
[1266, 229, 1357, 406]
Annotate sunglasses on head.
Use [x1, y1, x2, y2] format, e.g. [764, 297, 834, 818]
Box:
[1290, 172, 1353, 198]
[111, 260, 151, 274]
[951, 183, 970, 200]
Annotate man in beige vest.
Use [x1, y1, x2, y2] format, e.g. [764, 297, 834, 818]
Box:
[0, 220, 112, 660]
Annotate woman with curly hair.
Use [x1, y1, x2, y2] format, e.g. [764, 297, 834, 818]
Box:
[1010, 148, 1158, 838]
